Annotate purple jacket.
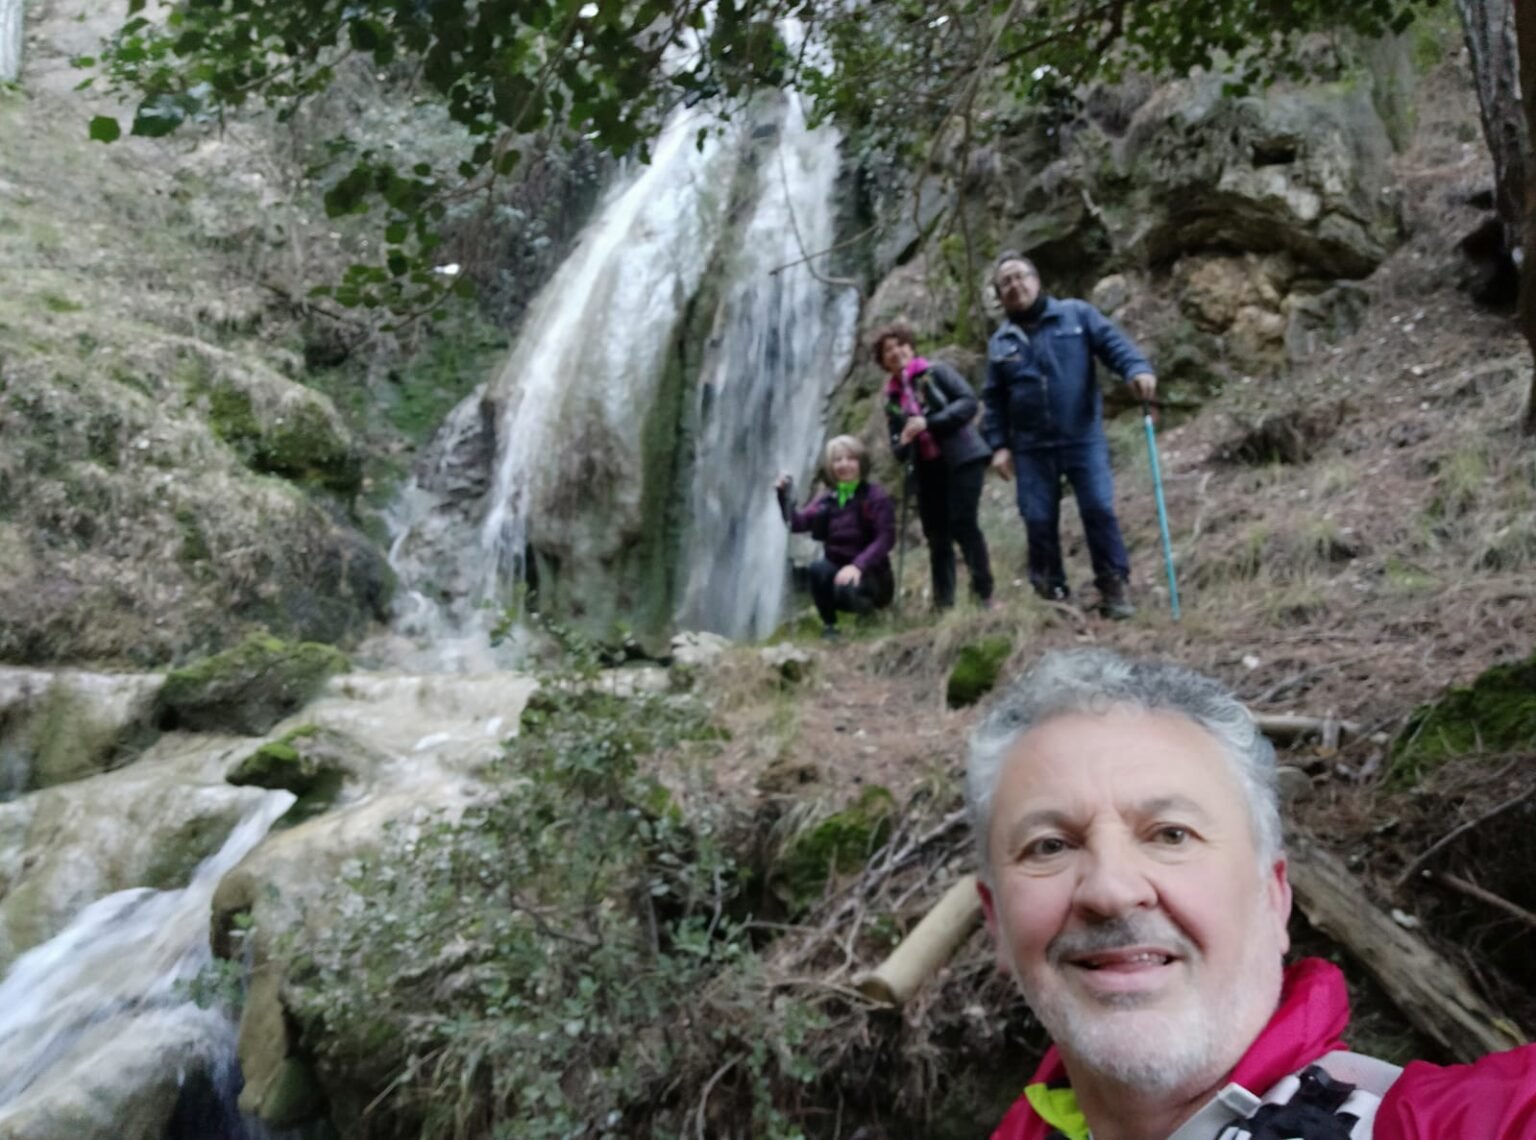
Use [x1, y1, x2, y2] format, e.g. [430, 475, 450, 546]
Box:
[788, 482, 896, 573]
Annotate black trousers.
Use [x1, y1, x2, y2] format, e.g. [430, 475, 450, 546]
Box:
[808, 559, 894, 627]
[913, 457, 994, 609]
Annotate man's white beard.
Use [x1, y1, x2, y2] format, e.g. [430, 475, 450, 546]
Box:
[1006, 908, 1283, 1096]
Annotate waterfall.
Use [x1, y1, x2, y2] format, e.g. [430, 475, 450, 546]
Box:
[0, 0, 22, 84]
[0, 791, 294, 1130]
[379, 39, 856, 656]
[675, 95, 859, 639]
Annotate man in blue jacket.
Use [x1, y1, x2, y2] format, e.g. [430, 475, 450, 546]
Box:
[982, 253, 1157, 619]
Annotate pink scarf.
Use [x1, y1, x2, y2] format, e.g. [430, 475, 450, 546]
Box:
[885, 357, 942, 462]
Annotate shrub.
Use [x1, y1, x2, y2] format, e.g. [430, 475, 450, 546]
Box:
[287, 683, 818, 1140]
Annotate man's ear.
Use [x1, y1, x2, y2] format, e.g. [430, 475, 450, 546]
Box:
[1267, 855, 1293, 956]
[977, 877, 1013, 977]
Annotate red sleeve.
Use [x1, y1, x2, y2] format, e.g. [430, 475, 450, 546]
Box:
[1374, 1045, 1536, 1139]
[991, 1094, 1042, 1140]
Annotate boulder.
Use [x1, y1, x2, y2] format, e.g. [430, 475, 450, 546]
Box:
[1089, 273, 1132, 316]
[182, 345, 361, 497]
[1284, 283, 1371, 361]
[0, 668, 162, 796]
[670, 630, 732, 670]
[0, 750, 268, 970]
[760, 645, 815, 686]
[158, 635, 349, 736]
[1120, 76, 1401, 279]
[227, 725, 360, 823]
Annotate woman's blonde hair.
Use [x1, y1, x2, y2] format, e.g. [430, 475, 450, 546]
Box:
[823, 434, 868, 480]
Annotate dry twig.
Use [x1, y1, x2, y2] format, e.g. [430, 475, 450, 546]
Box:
[1395, 784, 1536, 893]
[1430, 870, 1536, 930]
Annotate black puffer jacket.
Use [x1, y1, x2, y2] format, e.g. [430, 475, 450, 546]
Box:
[884, 359, 993, 469]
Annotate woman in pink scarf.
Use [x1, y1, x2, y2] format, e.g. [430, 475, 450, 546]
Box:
[873, 318, 995, 610]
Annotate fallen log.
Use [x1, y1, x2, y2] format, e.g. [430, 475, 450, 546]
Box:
[856, 873, 982, 1005]
[1253, 712, 1363, 744]
[1287, 830, 1527, 1062]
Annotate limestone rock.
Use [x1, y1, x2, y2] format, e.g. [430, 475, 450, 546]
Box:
[0, 668, 162, 796]
[1121, 76, 1401, 279]
[158, 635, 349, 736]
[670, 630, 732, 669]
[1089, 273, 1132, 315]
[194, 350, 361, 496]
[1283, 283, 1370, 361]
[760, 645, 815, 685]
[0, 753, 267, 969]
[864, 253, 963, 340]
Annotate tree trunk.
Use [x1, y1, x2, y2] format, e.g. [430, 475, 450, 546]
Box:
[1458, 0, 1536, 433]
[1517, 0, 1536, 433]
[0, 0, 23, 84]
[1458, 0, 1527, 246]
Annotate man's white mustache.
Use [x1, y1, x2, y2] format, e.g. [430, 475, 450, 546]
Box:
[1047, 915, 1196, 965]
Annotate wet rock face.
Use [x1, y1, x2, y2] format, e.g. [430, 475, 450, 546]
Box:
[0, 668, 162, 798]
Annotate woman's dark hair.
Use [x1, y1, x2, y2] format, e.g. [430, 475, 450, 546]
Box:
[868, 318, 916, 366]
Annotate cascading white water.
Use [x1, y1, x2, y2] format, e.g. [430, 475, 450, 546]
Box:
[0, 790, 294, 1128]
[383, 90, 854, 652]
[477, 106, 735, 598]
[675, 94, 859, 639]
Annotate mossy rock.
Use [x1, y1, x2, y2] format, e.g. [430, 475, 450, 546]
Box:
[208, 384, 362, 497]
[1390, 650, 1536, 785]
[159, 636, 348, 736]
[229, 725, 350, 821]
[946, 636, 1014, 709]
[772, 786, 896, 912]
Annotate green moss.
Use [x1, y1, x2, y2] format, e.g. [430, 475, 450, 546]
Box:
[208, 385, 262, 446]
[772, 786, 896, 913]
[208, 386, 361, 496]
[946, 636, 1013, 708]
[260, 1057, 326, 1130]
[24, 681, 126, 790]
[40, 293, 84, 314]
[160, 635, 348, 735]
[142, 808, 245, 890]
[1391, 650, 1536, 785]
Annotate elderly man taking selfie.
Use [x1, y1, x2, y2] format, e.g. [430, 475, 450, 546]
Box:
[967, 649, 1536, 1140]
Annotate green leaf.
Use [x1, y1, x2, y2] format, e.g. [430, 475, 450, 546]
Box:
[88, 115, 121, 143]
[385, 221, 408, 243]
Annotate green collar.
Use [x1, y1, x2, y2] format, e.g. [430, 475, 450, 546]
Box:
[834, 480, 860, 508]
[1025, 1083, 1090, 1140]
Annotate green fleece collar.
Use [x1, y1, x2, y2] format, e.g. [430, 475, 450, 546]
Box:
[834, 480, 860, 508]
[1025, 1083, 1090, 1140]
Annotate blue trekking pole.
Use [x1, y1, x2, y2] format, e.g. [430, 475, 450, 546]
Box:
[1142, 401, 1181, 621]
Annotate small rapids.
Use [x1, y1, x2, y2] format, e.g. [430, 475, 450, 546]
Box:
[0, 791, 294, 1134]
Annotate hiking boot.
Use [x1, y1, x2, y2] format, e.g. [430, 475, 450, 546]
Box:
[820, 624, 841, 641]
[1098, 578, 1136, 620]
[1034, 583, 1071, 603]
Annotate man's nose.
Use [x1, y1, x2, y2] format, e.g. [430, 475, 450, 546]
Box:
[1071, 841, 1157, 920]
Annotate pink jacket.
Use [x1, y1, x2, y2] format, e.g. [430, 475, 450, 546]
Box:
[991, 957, 1536, 1139]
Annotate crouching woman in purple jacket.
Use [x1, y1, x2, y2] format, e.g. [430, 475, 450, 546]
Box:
[775, 435, 898, 639]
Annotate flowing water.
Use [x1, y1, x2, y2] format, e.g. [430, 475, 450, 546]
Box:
[384, 84, 854, 657]
[0, 791, 294, 1131]
[675, 93, 859, 639]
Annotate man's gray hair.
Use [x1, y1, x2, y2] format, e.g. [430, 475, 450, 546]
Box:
[966, 648, 1282, 881]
